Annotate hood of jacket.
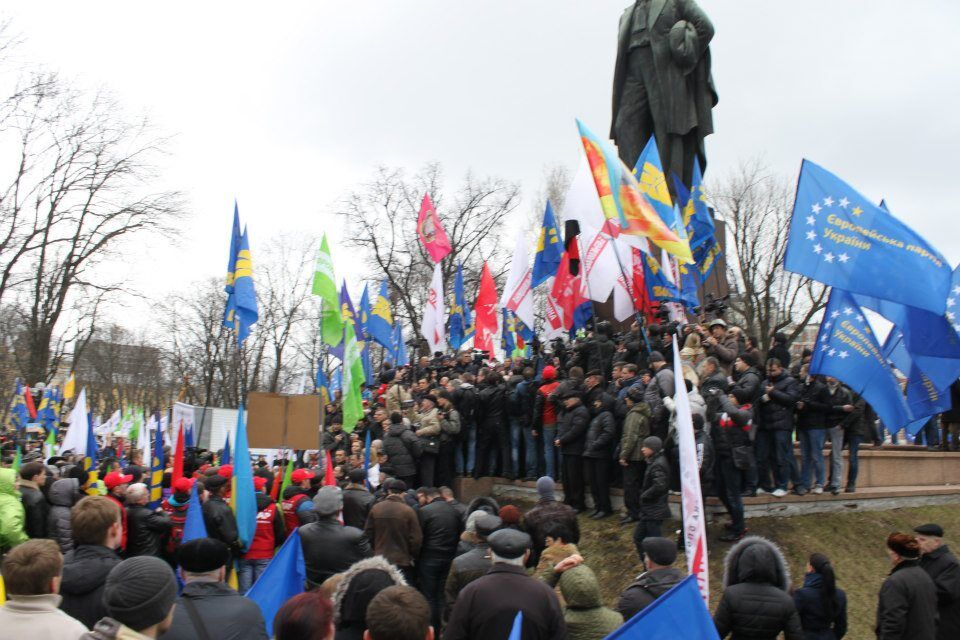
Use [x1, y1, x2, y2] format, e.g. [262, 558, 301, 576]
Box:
[387, 422, 408, 437]
[282, 485, 308, 501]
[590, 393, 615, 416]
[559, 565, 604, 609]
[0, 467, 17, 497]
[61, 545, 123, 595]
[466, 496, 500, 518]
[48, 477, 80, 507]
[255, 492, 272, 510]
[722, 536, 791, 591]
[332, 556, 407, 625]
[628, 402, 651, 418]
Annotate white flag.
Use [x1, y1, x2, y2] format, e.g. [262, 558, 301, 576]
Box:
[500, 232, 535, 330]
[59, 388, 89, 456]
[672, 340, 710, 604]
[579, 224, 620, 303]
[421, 263, 446, 354]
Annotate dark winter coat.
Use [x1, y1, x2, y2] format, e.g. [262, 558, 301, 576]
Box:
[18, 479, 49, 539]
[714, 536, 802, 640]
[583, 398, 617, 460]
[445, 564, 566, 640]
[729, 367, 763, 405]
[59, 544, 123, 630]
[619, 402, 652, 463]
[524, 498, 580, 568]
[418, 497, 463, 559]
[876, 559, 939, 640]
[616, 566, 685, 621]
[797, 377, 831, 430]
[202, 495, 241, 555]
[342, 484, 375, 530]
[381, 422, 421, 479]
[712, 397, 753, 458]
[477, 383, 507, 434]
[363, 494, 422, 568]
[575, 335, 617, 381]
[47, 477, 81, 553]
[556, 400, 591, 456]
[161, 580, 268, 640]
[644, 368, 675, 425]
[756, 372, 800, 431]
[444, 542, 493, 625]
[125, 504, 171, 558]
[793, 572, 848, 640]
[920, 544, 960, 640]
[639, 451, 670, 521]
[299, 515, 372, 587]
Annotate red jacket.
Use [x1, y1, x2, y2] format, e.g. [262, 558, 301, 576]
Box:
[281, 491, 313, 534]
[244, 498, 285, 560]
[106, 494, 127, 551]
[537, 381, 560, 425]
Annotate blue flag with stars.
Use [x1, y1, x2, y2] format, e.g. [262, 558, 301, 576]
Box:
[532, 201, 564, 287]
[811, 289, 912, 431]
[366, 280, 395, 351]
[785, 160, 951, 314]
[449, 262, 474, 351]
[882, 330, 952, 434]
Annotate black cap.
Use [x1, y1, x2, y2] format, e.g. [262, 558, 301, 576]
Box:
[384, 478, 406, 493]
[642, 436, 663, 454]
[488, 529, 531, 560]
[626, 386, 646, 403]
[348, 468, 366, 484]
[914, 523, 944, 537]
[422, 394, 439, 406]
[649, 351, 665, 364]
[586, 369, 603, 378]
[475, 513, 503, 538]
[103, 557, 177, 631]
[202, 474, 228, 490]
[642, 537, 678, 566]
[732, 389, 751, 404]
[177, 538, 231, 573]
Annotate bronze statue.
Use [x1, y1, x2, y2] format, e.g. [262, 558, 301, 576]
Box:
[611, 0, 718, 191]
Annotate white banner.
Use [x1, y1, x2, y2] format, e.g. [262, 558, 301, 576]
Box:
[421, 262, 446, 355]
[172, 402, 195, 446]
[672, 340, 710, 604]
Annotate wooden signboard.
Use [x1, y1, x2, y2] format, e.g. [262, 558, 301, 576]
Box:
[246, 392, 321, 450]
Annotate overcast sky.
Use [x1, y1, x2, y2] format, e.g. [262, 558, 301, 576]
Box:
[4, 0, 959, 325]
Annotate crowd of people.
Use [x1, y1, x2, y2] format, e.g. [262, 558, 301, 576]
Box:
[0, 317, 959, 639]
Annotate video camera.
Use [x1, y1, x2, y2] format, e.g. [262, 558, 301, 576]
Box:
[701, 293, 729, 320]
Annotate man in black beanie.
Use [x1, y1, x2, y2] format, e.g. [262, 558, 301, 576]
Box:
[84, 556, 177, 639]
[616, 537, 684, 621]
[161, 538, 268, 640]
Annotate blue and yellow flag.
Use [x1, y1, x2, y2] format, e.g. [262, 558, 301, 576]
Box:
[532, 201, 564, 287]
[357, 285, 376, 385]
[501, 308, 516, 355]
[7, 380, 29, 431]
[222, 204, 242, 330]
[785, 160, 951, 314]
[221, 432, 231, 465]
[642, 252, 679, 302]
[673, 161, 716, 260]
[634, 137, 683, 239]
[392, 323, 409, 366]
[232, 225, 259, 346]
[148, 412, 164, 508]
[449, 262, 474, 351]
[316, 363, 332, 405]
[366, 280, 394, 351]
[358, 284, 372, 340]
[231, 405, 258, 550]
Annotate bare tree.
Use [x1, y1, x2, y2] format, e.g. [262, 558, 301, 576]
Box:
[336, 163, 520, 350]
[709, 159, 827, 353]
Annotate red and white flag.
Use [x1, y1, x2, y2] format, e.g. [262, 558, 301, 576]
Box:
[547, 251, 587, 332]
[473, 261, 498, 354]
[421, 263, 446, 354]
[672, 340, 710, 605]
[417, 194, 452, 263]
[499, 232, 534, 330]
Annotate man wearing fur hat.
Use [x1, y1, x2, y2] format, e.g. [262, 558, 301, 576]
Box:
[877, 532, 938, 639]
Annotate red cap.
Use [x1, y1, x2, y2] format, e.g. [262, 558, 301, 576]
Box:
[253, 476, 268, 491]
[104, 471, 134, 490]
[542, 365, 556, 381]
[291, 469, 315, 483]
[172, 477, 195, 494]
[217, 465, 234, 479]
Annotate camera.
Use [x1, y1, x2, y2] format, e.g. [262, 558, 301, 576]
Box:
[702, 293, 729, 319]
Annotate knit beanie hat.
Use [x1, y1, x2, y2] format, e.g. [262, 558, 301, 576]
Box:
[642, 436, 663, 454]
[536, 476, 556, 501]
[103, 556, 177, 630]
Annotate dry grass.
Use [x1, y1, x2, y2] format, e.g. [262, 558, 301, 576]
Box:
[515, 501, 960, 639]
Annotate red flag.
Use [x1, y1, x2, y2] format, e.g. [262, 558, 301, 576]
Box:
[323, 450, 337, 487]
[417, 194, 452, 263]
[172, 423, 185, 485]
[550, 252, 587, 330]
[23, 387, 37, 420]
[473, 261, 498, 354]
[631, 247, 656, 323]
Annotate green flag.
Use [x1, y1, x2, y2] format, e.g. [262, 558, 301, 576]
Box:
[278, 459, 293, 499]
[313, 235, 343, 345]
[342, 321, 365, 433]
[11, 446, 20, 474]
[44, 429, 55, 460]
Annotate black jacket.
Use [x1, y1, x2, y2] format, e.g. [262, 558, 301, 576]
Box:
[756, 372, 800, 431]
[342, 485, 375, 530]
[639, 451, 670, 521]
[444, 543, 493, 625]
[730, 367, 763, 405]
[714, 536, 802, 640]
[575, 335, 617, 381]
[797, 377, 831, 430]
[556, 400, 591, 455]
[381, 422, 421, 478]
[452, 383, 479, 426]
[47, 477, 81, 553]
[417, 497, 463, 559]
[202, 495, 241, 555]
[125, 504, 171, 558]
[161, 580, 268, 640]
[477, 383, 507, 433]
[59, 544, 123, 629]
[712, 397, 753, 458]
[792, 572, 848, 639]
[445, 564, 566, 640]
[920, 544, 960, 640]
[583, 401, 617, 460]
[18, 481, 48, 539]
[523, 498, 580, 568]
[876, 559, 939, 640]
[299, 516, 372, 587]
[616, 567, 684, 621]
